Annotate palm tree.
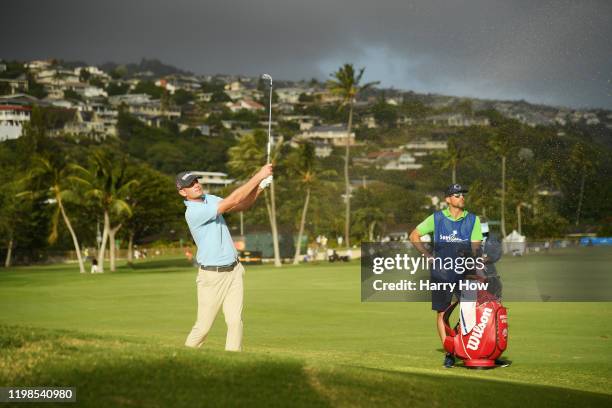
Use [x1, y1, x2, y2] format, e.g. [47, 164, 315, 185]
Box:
[489, 124, 517, 238]
[228, 131, 283, 266]
[23, 157, 88, 273]
[0, 181, 20, 268]
[79, 150, 138, 272]
[267, 171, 282, 267]
[448, 137, 461, 184]
[505, 178, 536, 235]
[327, 64, 378, 248]
[287, 143, 318, 264]
[123, 166, 171, 265]
[354, 207, 386, 242]
[569, 143, 595, 226]
[434, 136, 462, 184]
[351, 186, 388, 242]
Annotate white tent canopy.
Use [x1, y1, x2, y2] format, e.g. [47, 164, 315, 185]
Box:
[503, 230, 526, 255]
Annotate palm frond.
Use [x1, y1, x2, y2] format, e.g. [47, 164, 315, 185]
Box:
[65, 175, 92, 188]
[86, 189, 104, 200]
[326, 64, 378, 106]
[111, 199, 133, 217]
[15, 190, 39, 200]
[116, 179, 139, 197]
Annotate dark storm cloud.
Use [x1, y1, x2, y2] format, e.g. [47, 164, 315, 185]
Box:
[1, 0, 610, 108]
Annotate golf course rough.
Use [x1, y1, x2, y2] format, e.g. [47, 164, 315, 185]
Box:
[0, 248, 610, 407]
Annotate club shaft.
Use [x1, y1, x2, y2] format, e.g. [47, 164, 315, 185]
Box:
[267, 79, 273, 163]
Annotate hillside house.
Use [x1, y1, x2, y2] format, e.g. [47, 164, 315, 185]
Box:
[296, 124, 355, 146]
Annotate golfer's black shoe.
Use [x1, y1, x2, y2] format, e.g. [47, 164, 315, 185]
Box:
[495, 359, 511, 367]
[443, 353, 455, 368]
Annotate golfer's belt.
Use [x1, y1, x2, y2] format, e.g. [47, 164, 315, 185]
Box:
[199, 260, 239, 272]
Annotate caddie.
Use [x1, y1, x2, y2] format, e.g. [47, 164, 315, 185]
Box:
[409, 183, 482, 368]
[176, 165, 273, 351]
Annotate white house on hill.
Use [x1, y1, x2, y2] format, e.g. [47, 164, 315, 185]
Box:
[296, 124, 355, 146]
[0, 104, 31, 141]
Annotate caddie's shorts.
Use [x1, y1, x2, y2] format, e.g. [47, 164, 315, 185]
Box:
[431, 277, 461, 312]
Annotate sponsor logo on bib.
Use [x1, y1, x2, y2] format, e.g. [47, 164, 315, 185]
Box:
[439, 230, 467, 242]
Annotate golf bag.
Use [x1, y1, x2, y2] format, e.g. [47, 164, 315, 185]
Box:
[442, 291, 508, 368]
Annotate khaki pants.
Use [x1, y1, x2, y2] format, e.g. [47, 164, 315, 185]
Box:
[184, 262, 244, 351]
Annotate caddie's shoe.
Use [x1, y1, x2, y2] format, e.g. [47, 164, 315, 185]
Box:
[495, 359, 511, 367]
[443, 353, 455, 368]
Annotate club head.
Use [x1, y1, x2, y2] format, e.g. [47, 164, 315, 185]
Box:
[261, 73, 273, 85]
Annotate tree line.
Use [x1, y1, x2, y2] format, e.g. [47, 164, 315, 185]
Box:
[1, 64, 610, 270]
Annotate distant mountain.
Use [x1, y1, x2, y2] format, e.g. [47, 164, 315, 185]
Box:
[99, 58, 192, 77]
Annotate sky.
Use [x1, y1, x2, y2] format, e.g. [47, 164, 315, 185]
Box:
[1, 0, 611, 109]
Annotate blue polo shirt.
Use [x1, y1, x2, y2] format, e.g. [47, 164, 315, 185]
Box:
[184, 194, 237, 266]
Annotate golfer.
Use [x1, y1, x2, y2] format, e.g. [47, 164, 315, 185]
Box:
[409, 183, 482, 368]
[177, 165, 273, 351]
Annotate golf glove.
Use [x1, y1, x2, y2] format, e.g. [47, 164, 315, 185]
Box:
[259, 175, 273, 189]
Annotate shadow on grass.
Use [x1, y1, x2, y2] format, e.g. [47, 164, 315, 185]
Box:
[0, 326, 330, 408]
[320, 364, 612, 408]
[119, 258, 195, 272]
[1, 326, 610, 408]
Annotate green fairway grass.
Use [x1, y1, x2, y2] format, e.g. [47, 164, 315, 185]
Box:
[1, 249, 611, 407]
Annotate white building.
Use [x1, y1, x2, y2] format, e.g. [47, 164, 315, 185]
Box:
[63, 110, 106, 137]
[68, 84, 107, 99]
[196, 92, 213, 102]
[313, 141, 333, 158]
[290, 139, 332, 158]
[63, 102, 117, 138]
[108, 93, 151, 107]
[396, 115, 414, 126]
[403, 140, 448, 153]
[224, 89, 245, 100]
[425, 113, 489, 127]
[25, 60, 52, 72]
[178, 124, 211, 136]
[280, 114, 316, 130]
[385, 96, 403, 106]
[275, 88, 304, 104]
[225, 99, 265, 112]
[155, 79, 178, 95]
[0, 75, 28, 94]
[45, 98, 78, 109]
[296, 124, 355, 146]
[191, 171, 235, 193]
[0, 105, 31, 141]
[383, 153, 422, 170]
[127, 100, 181, 120]
[584, 113, 600, 125]
[554, 116, 567, 126]
[74, 66, 110, 80]
[362, 114, 377, 129]
[36, 69, 79, 85]
[224, 81, 244, 92]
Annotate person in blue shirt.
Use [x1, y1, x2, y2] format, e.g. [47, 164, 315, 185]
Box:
[177, 164, 273, 351]
[410, 183, 482, 368]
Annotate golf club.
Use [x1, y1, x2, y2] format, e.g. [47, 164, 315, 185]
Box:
[261, 73, 273, 163]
